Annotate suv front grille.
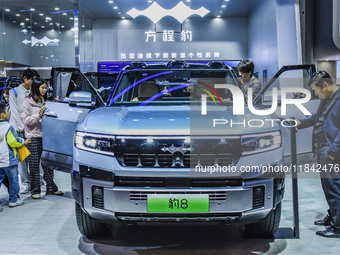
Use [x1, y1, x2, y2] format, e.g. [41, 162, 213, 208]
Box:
[115, 176, 242, 187]
[130, 191, 227, 201]
[116, 137, 241, 168]
[123, 153, 233, 168]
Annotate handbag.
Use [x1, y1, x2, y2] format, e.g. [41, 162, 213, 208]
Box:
[18, 144, 30, 163]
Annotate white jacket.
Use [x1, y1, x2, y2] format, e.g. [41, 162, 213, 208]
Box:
[9, 84, 30, 132]
[0, 121, 24, 167]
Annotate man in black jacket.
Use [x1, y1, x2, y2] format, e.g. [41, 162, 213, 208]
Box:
[237, 59, 262, 104]
[297, 71, 340, 238]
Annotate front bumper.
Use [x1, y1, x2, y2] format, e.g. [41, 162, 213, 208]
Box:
[72, 173, 280, 224]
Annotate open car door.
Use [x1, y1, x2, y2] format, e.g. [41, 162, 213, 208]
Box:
[42, 68, 105, 172]
[255, 64, 319, 156]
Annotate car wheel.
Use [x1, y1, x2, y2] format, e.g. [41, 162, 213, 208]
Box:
[244, 201, 281, 237]
[75, 202, 112, 238]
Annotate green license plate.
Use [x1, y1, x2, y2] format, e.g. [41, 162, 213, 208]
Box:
[147, 194, 209, 213]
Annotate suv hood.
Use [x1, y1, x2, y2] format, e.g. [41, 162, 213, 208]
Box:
[77, 105, 280, 136]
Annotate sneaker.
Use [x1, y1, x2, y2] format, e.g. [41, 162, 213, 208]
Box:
[31, 194, 41, 199]
[0, 205, 3, 212]
[20, 185, 30, 194]
[8, 198, 24, 207]
[46, 190, 64, 196]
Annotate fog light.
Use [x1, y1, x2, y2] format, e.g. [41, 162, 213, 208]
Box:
[92, 186, 104, 209]
[253, 186, 264, 209]
[93, 186, 103, 196]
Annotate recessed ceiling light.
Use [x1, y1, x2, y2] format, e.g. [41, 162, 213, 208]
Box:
[118, 12, 121, 14]
[55, 7, 60, 10]
[217, 15, 221, 18]
[20, 22, 25, 26]
[108, 0, 114, 3]
[49, 23, 53, 25]
[34, 22, 38, 24]
[16, 14, 21, 17]
[69, 17, 74, 20]
[61, 25, 65, 28]
[148, 0, 152, 3]
[186, 0, 191, 2]
[82, 25, 85, 28]
[39, 13, 44, 16]
[113, 6, 118, 9]
[222, 5, 227, 8]
[122, 16, 126, 19]
[62, 12, 67, 16]
[5, 9, 10, 12]
[225, 0, 230, 1]
[30, 8, 35, 11]
[25, 18, 30, 21]
[41, 25, 45, 28]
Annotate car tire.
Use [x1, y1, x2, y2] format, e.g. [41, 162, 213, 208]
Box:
[244, 201, 281, 237]
[75, 202, 112, 238]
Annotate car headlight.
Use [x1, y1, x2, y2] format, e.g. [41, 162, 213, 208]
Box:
[241, 131, 281, 156]
[75, 132, 115, 156]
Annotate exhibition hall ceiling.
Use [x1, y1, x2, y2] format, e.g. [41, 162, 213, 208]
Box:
[79, 0, 261, 19]
[0, 0, 75, 31]
[0, 0, 261, 30]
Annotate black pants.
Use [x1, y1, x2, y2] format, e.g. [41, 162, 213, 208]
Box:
[27, 138, 58, 195]
[317, 146, 340, 230]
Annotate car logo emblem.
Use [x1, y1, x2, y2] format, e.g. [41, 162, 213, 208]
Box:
[161, 144, 191, 154]
[127, 2, 210, 24]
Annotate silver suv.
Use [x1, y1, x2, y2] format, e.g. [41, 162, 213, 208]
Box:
[42, 61, 292, 238]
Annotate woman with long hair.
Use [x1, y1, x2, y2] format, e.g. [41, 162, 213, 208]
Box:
[20, 78, 63, 199]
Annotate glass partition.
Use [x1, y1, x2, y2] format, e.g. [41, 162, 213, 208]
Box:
[79, 8, 94, 72]
[0, 0, 76, 78]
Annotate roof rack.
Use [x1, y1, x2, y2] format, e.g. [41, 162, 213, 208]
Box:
[126, 62, 147, 69]
[166, 60, 188, 68]
[206, 61, 226, 69]
[125, 60, 232, 70]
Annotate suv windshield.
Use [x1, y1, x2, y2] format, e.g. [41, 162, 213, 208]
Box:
[109, 68, 238, 106]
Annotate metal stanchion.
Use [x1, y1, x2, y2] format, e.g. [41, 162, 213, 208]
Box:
[290, 117, 300, 238]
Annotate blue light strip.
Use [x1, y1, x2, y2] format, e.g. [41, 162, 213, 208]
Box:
[140, 83, 192, 106]
[0, 86, 6, 91]
[109, 71, 173, 106]
[49, 10, 73, 14]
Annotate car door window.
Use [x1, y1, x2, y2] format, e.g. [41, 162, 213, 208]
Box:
[55, 72, 71, 101]
[53, 70, 104, 107]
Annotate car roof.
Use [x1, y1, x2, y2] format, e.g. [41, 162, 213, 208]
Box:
[124, 60, 234, 71]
